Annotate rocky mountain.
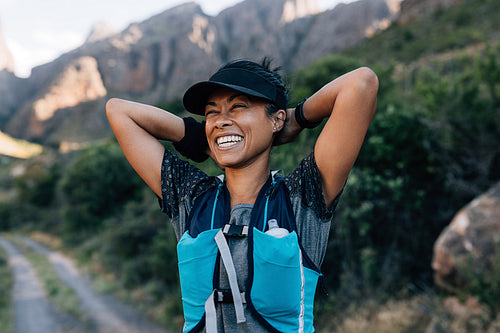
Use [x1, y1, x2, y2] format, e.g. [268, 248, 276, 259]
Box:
[0, 20, 29, 128]
[1, 0, 401, 148]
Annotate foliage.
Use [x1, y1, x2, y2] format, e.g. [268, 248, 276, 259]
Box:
[290, 54, 364, 102]
[13, 162, 61, 207]
[58, 142, 142, 240]
[86, 196, 178, 290]
[0, 202, 40, 231]
[0, 244, 13, 333]
[0, 0, 499, 330]
[457, 243, 500, 314]
[414, 43, 500, 199]
[344, 0, 500, 65]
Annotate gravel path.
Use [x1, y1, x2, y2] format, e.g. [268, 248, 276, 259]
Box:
[0, 237, 81, 333]
[0, 235, 170, 333]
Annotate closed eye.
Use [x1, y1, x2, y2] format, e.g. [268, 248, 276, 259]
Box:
[232, 104, 246, 109]
[205, 109, 218, 116]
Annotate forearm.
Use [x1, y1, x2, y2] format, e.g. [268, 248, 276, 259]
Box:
[275, 68, 377, 146]
[303, 67, 378, 123]
[106, 98, 184, 143]
[106, 98, 186, 196]
[310, 67, 378, 205]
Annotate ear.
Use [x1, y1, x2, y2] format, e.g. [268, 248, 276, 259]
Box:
[273, 109, 286, 132]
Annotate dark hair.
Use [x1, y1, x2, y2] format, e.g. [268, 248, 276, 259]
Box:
[218, 58, 289, 116]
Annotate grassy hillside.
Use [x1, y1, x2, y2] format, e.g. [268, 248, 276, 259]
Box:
[1, 0, 499, 331]
[345, 0, 500, 65]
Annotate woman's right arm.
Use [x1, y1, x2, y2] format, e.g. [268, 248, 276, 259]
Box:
[106, 98, 185, 197]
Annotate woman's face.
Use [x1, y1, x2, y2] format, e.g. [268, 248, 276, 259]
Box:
[204, 88, 276, 169]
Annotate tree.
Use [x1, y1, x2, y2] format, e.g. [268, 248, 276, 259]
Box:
[59, 142, 142, 238]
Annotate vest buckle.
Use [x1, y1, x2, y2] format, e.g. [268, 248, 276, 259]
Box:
[216, 289, 246, 304]
[222, 224, 248, 237]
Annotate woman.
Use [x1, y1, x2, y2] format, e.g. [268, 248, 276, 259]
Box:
[106, 59, 378, 332]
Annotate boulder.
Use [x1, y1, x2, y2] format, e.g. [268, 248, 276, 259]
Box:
[432, 182, 500, 291]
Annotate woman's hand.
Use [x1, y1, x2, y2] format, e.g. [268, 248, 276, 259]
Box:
[273, 107, 304, 146]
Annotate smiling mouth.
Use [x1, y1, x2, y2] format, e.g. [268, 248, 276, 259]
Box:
[216, 135, 243, 148]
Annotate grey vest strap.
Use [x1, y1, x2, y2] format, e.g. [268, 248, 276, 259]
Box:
[205, 230, 246, 332]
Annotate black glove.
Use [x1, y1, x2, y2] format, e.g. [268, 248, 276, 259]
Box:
[173, 117, 209, 162]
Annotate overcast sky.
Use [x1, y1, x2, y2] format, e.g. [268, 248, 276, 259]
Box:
[0, 0, 351, 78]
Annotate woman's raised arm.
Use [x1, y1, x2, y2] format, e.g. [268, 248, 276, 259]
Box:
[106, 98, 185, 197]
[301, 67, 378, 206]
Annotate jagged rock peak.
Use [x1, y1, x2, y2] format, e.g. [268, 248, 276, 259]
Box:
[85, 21, 120, 43]
[281, 0, 319, 23]
[0, 20, 15, 72]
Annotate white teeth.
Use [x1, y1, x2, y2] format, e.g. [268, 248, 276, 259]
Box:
[217, 135, 243, 147]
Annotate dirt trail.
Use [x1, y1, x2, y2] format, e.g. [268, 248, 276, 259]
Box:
[0, 235, 170, 333]
[0, 237, 81, 333]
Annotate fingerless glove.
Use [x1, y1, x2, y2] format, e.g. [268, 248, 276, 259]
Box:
[173, 117, 209, 162]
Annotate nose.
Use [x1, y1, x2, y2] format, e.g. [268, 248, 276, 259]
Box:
[214, 110, 233, 129]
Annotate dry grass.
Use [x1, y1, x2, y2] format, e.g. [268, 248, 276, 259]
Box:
[316, 292, 499, 333]
[30, 231, 63, 250]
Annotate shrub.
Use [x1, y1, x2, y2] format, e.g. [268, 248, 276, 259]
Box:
[58, 142, 142, 239]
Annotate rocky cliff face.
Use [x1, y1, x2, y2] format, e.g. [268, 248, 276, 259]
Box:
[6, 56, 107, 141]
[0, 20, 29, 127]
[1, 0, 401, 147]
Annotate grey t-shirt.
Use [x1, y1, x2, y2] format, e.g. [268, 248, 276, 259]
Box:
[159, 150, 341, 332]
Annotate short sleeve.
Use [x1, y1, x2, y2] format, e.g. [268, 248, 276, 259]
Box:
[284, 152, 342, 221]
[158, 149, 215, 219]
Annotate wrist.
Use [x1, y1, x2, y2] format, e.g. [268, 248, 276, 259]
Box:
[294, 99, 322, 129]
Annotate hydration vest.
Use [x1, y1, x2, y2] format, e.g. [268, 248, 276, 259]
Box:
[176, 173, 321, 333]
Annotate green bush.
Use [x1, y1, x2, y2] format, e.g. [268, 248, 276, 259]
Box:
[0, 246, 13, 333]
[58, 142, 142, 239]
[0, 202, 40, 231]
[457, 245, 500, 313]
[13, 162, 60, 207]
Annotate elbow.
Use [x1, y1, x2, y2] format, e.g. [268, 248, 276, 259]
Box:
[349, 67, 378, 119]
[355, 67, 379, 95]
[355, 67, 379, 109]
[105, 98, 123, 120]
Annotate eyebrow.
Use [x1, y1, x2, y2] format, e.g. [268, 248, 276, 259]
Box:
[206, 93, 246, 107]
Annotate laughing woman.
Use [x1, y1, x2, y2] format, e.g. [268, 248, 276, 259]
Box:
[106, 59, 378, 332]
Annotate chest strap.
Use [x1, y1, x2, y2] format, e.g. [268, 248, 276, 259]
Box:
[222, 224, 249, 237]
[205, 230, 246, 332]
[216, 290, 246, 304]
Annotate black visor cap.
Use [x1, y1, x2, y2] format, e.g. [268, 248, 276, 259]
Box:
[183, 67, 287, 115]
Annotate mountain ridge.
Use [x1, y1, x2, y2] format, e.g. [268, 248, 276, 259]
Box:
[1, 0, 400, 151]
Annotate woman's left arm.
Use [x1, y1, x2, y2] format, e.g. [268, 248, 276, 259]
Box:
[303, 67, 378, 206]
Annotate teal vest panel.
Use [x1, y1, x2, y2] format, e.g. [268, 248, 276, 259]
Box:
[176, 175, 321, 332]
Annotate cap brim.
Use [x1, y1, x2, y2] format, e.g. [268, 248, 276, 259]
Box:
[183, 81, 272, 115]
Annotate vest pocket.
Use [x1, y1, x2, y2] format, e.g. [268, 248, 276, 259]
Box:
[303, 267, 320, 332]
[251, 228, 302, 331]
[177, 229, 220, 332]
